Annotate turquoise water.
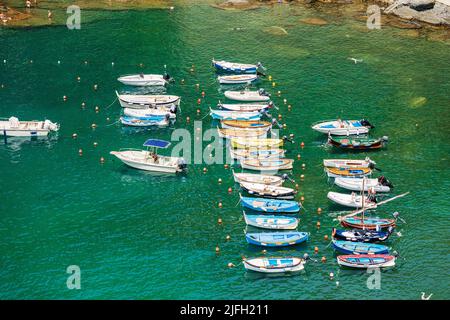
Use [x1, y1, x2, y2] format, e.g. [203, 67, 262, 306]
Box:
[0, 4, 449, 299]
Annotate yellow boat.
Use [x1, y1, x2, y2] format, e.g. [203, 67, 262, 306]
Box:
[221, 120, 272, 130]
[325, 166, 372, 178]
[231, 138, 284, 149]
[218, 128, 267, 139]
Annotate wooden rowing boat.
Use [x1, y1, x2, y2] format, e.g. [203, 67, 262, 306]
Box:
[221, 120, 272, 130]
[231, 138, 283, 149]
[325, 166, 372, 178]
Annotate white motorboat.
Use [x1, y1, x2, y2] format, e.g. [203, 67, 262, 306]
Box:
[334, 176, 393, 193]
[110, 139, 186, 173]
[323, 157, 376, 169]
[327, 191, 377, 209]
[232, 171, 285, 186]
[117, 74, 171, 86]
[0, 117, 59, 137]
[116, 91, 180, 109]
[123, 106, 177, 119]
[224, 88, 271, 102]
[218, 74, 258, 84]
[240, 182, 296, 198]
[312, 119, 374, 135]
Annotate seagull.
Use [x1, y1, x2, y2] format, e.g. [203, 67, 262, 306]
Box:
[421, 292, 433, 300]
[348, 57, 363, 64]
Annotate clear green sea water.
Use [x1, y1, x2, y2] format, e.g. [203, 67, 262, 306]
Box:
[0, 4, 449, 299]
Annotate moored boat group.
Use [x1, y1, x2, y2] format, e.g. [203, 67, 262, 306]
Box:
[313, 115, 408, 270]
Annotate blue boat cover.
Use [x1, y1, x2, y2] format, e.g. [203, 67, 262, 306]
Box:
[143, 139, 171, 148]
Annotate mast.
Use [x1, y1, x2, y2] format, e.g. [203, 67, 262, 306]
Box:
[361, 176, 365, 229]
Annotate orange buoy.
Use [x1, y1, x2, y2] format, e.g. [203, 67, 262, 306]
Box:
[300, 142, 305, 147]
[324, 235, 329, 241]
[272, 82, 276, 87]
[278, 114, 282, 120]
[100, 157, 105, 164]
[63, 95, 67, 101]
[227, 262, 235, 268]
[215, 246, 220, 253]
[91, 123, 97, 129]
[197, 98, 201, 105]
[228, 187, 232, 193]
[218, 218, 223, 225]
[268, 75, 272, 81]
[297, 154, 301, 160]
[218, 178, 222, 184]
[262, 249, 267, 254]
[197, 109, 200, 115]
[282, 124, 287, 129]
[300, 196, 305, 202]
[295, 184, 299, 190]
[203, 167, 207, 173]
[321, 257, 327, 263]
[72, 133, 78, 139]
[201, 91, 205, 97]
[218, 202, 223, 208]
[316, 221, 321, 228]
[224, 164, 229, 169]
[300, 174, 305, 180]
[78, 149, 83, 156]
[314, 246, 319, 253]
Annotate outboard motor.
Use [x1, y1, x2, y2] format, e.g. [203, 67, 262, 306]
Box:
[163, 73, 174, 83]
[177, 158, 187, 171]
[382, 136, 389, 142]
[360, 119, 374, 128]
[165, 113, 171, 122]
[387, 226, 395, 235]
[303, 253, 310, 261]
[170, 104, 178, 114]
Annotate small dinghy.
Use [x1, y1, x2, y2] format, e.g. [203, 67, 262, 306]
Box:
[110, 139, 187, 174]
[335, 176, 393, 193]
[245, 231, 308, 247]
[244, 213, 299, 230]
[332, 240, 389, 255]
[123, 106, 177, 119]
[233, 172, 285, 186]
[0, 117, 59, 137]
[230, 148, 285, 160]
[323, 157, 376, 169]
[219, 102, 272, 112]
[337, 255, 396, 269]
[209, 109, 261, 121]
[240, 159, 293, 172]
[120, 116, 169, 127]
[218, 74, 258, 84]
[116, 91, 180, 109]
[240, 182, 296, 199]
[327, 191, 377, 208]
[218, 128, 267, 140]
[332, 227, 393, 243]
[312, 119, 373, 135]
[340, 215, 396, 230]
[212, 59, 265, 74]
[241, 196, 301, 213]
[117, 74, 171, 86]
[231, 138, 283, 149]
[243, 257, 304, 273]
[221, 120, 272, 130]
[224, 88, 271, 102]
[328, 135, 388, 150]
[325, 167, 372, 178]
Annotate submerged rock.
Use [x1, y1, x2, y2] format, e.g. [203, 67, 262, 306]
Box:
[299, 17, 329, 25]
[263, 26, 289, 35]
[409, 96, 427, 108]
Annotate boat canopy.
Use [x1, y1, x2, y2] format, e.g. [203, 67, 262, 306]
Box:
[143, 139, 171, 148]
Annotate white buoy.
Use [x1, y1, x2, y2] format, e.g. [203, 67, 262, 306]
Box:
[57, 60, 61, 64]
[3, 59, 6, 64]
[111, 62, 115, 66]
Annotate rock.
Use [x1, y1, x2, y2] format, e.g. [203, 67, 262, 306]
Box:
[299, 17, 328, 26]
[263, 26, 288, 35]
[388, 18, 422, 28]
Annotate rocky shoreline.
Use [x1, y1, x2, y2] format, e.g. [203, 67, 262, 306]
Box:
[0, 0, 449, 32]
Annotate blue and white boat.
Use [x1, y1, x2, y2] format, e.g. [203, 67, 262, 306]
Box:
[246, 231, 308, 247]
[243, 257, 305, 273]
[212, 59, 265, 74]
[312, 119, 374, 136]
[209, 108, 262, 121]
[120, 116, 169, 127]
[332, 240, 389, 255]
[244, 213, 299, 230]
[240, 196, 301, 213]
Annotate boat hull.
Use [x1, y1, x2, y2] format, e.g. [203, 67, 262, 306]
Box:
[244, 214, 299, 230]
[110, 150, 184, 173]
[241, 197, 300, 213]
[327, 191, 377, 209]
[233, 172, 284, 186]
[337, 255, 396, 269]
[224, 90, 271, 102]
[334, 177, 391, 192]
[332, 240, 389, 255]
[243, 257, 305, 273]
[245, 232, 308, 247]
[325, 167, 372, 178]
